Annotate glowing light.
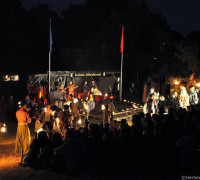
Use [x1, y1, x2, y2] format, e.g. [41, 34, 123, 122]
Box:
[44, 107, 47, 112]
[196, 83, 200, 88]
[174, 80, 179, 85]
[1, 127, 6, 133]
[105, 93, 108, 97]
[126, 108, 129, 111]
[122, 109, 124, 112]
[18, 101, 21, 105]
[124, 99, 127, 102]
[78, 119, 82, 124]
[101, 104, 105, 110]
[133, 104, 138, 108]
[52, 111, 55, 116]
[73, 98, 78, 103]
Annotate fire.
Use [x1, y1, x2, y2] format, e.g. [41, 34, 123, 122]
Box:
[0, 123, 7, 133]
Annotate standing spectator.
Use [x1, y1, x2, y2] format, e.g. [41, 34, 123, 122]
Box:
[108, 99, 115, 124]
[0, 96, 7, 123]
[130, 83, 137, 102]
[59, 105, 71, 132]
[7, 95, 16, 122]
[41, 104, 53, 132]
[142, 83, 148, 104]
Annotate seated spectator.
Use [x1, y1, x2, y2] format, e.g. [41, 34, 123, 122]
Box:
[24, 131, 49, 168]
[131, 115, 143, 138]
[39, 132, 62, 169]
[53, 129, 86, 174]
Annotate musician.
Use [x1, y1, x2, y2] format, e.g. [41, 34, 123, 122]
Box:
[57, 81, 65, 92]
[66, 81, 78, 99]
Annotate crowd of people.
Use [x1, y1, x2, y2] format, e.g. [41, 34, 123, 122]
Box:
[14, 95, 200, 178]
[0, 95, 16, 126]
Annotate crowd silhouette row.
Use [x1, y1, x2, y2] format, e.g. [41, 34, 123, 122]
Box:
[23, 105, 200, 179]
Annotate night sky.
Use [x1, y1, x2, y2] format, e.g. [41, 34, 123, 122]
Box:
[20, 0, 200, 36]
[147, 0, 200, 36]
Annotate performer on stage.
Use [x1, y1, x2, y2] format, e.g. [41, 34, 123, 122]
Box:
[189, 86, 199, 106]
[66, 81, 78, 100]
[83, 81, 89, 100]
[57, 81, 65, 92]
[90, 80, 97, 97]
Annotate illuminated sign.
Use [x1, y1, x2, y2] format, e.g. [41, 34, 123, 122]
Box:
[75, 73, 102, 77]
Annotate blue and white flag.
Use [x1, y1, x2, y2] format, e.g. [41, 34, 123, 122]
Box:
[49, 19, 53, 53]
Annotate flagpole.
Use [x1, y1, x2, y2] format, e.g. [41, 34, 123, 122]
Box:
[120, 53, 123, 101]
[49, 51, 51, 93]
[120, 26, 124, 102]
[49, 19, 52, 93]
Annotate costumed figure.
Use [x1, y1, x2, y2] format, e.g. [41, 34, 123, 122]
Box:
[15, 103, 32, 164]
[179, 86, 189, 109]
[171, 92, 179, 110]
[189, 86, 199, 106]
[88, 94, 95, 111]
[152, 92, 160, 114]
[143, 88, 155, 114]
[83, 97, 90, 120]
[66, 81, 78, 100]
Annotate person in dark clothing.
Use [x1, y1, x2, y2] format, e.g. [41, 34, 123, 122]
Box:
[130, 83, 137, 102]
[7, 96, 16, 122]
[83, 81, 89, 100]
[59, 105, 71, 134]
[24, 131, 49, 168]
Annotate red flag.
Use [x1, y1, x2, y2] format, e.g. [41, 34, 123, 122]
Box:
[120, 26, 124, 54]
